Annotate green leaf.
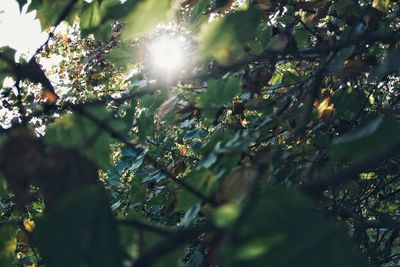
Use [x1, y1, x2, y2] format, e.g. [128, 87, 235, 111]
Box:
[44, 106, 124, 168]
[188, 0, 210, 30]
[213, 201, 241, 227]
[197, 152, 218, 169]
[326, 45, 355, 75]
[0, 47, 16, 86]
[175, 169, 213, 211]
[142, 170, 167, 183]
[0, 175, 8, 199]
[331, 87, 367, 120]
[141, 92, 168, 112]
[130, 176, 147, 205]
[369, 50, 400, 82]
[294, 24, 310, 48]
[251, 23, 272, 54]
[35, 186, 123, 267]
[124, 0, 172, 38]
[181, 203, 201, 227]
[198, 8, 262, 64]
[222, 187, 371, 267]
[0, 226, 15, 266]
[107, 41, 136, 68]
[137, 110, 154, 142]
[280, 71, 300, 86]
[29, 0, 73, 30]
[98, 0, 141, 22]
[332, 0, 361, 16]
[80, 0, 140, 40]
[199, 76, 241, 122]
[329, 115, 400, 164]
[80, 2, 102, 31]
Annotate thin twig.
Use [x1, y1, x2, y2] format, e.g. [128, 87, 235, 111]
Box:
[75, 107, 214, 204]
[116, 219, 174, 236]
[132, 222, 215, 267]
[301, 137, 400, 194]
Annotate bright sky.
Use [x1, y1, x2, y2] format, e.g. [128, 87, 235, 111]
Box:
[0, 0, 46, 127]
[0, 0, 46, 58]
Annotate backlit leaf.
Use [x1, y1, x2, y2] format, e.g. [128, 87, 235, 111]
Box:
[124, 0, 172, 38]
[44, 106, 125, 168]
[0, 226, 16, 266]
[198, 8, 261, 64]
[199, 76, 241, 122]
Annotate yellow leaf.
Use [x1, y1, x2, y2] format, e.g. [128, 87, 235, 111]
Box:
[178, 144, 187, 156]
[373, 0, 390, 11]
[316, 97, 334, 119]
[23, 219, 36, 233]
[213, 202, 241, 227]
[240, 118, 249, 128]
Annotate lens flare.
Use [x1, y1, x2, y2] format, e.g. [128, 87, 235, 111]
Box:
[148, 35, 185, 74]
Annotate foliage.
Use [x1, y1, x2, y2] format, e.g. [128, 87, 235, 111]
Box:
[1, 0, 400, 266]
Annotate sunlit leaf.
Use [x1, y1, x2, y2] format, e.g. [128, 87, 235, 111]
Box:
[80, 1, 102, 31]
[315, 97, 334, 119]
[181, 203, 201, 227]
[188, 0, 210, 29]
[44, 106, 125, 168]
[124, 0, 172, 38]
[373, 0, 390, 11]
[0, 226, 16, 266]
[107, 41, 137, 68]
[142, 170, 167, 183]
[23, 219, 36, 233]
[29, 0, 74, 30]
[198, 8, 261, 64]
[213, 201, 241, 227]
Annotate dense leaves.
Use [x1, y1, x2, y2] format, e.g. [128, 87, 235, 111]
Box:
[35, 186, 123, 267]
[1, 0, 400, 266]
[44, 106, 125, 168]
[198, 7, 262, 64]
[223, 187, 370, 267]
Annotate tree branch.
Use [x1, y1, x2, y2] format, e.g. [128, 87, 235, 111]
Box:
[301, 137, 400, 194]
[132, 222, 215, 267]
[75, 107, 214, 204]
[116, 218, 174, 236]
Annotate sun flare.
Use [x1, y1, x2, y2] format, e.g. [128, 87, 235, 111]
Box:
[148, 35, 185, 74]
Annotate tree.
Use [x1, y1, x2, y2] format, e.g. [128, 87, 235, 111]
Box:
[0, 0, 400, 266]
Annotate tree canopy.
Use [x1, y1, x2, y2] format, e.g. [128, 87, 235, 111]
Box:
[1, 0, 400, 266]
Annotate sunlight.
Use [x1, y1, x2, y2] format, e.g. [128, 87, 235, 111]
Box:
[148, 35, 185, 74]
[0, 0, 46, 59]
